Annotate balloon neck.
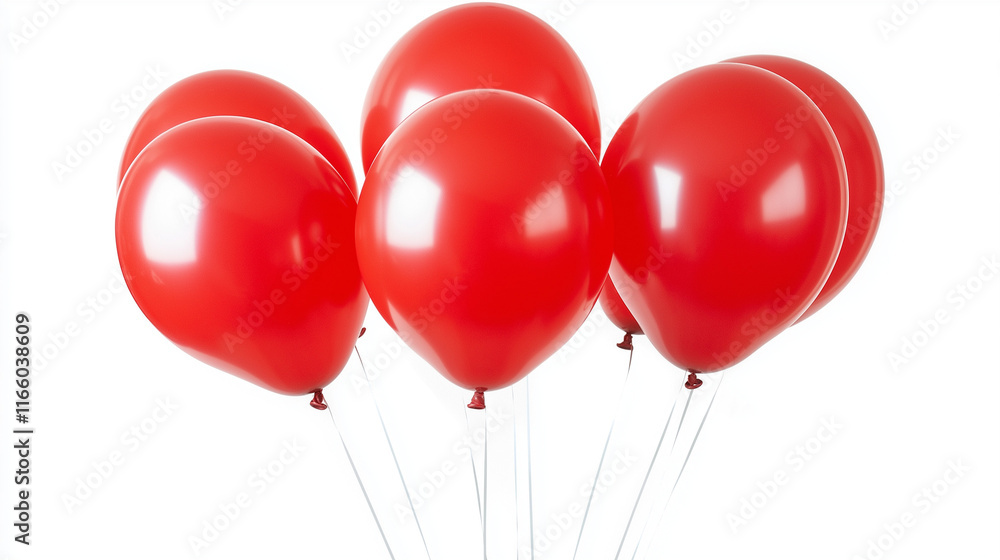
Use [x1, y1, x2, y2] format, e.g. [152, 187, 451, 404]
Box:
[617, 332, 634, 351]
[685, 372, 703, 390]
[467, 388, 487, 410]
[358, 327, 366, 338]
[309, 389, 328, 410]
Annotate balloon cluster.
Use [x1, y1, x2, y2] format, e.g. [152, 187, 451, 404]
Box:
[115, 4, 882, 408]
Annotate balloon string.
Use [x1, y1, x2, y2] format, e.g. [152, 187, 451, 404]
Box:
[354, 346, 433, 560]
[612, 383, 687, 560]
[526, 376, 535, 560]
[512, 381, 534, 560]
[464, 404, 485, 532]
[322, 401, 395, 560]
[512, 386, 520, 558]
[571, 343, 634, 560]
[669, 375, 722, 498]
[629, 373, 725, 560]
[483, 413, 489, 560]
[668, 386, 694, 457]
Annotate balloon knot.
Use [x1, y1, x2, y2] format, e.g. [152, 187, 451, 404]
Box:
[310, 389, 328, 410]
[685, 372, 703, 390]
[467, 388, 486, 410]
[358, 327, 366, 338]
[616, 332, 634, 351]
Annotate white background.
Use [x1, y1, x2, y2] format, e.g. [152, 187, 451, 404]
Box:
[2, 1, 999, 559]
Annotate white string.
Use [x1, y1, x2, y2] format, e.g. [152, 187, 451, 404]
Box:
[526, 377, 535, 560]
[612, 383, 687, 560]
[464, 404, 485, 530]
[629, 374, 725, 560]
[668, 387, 692, 455]
[483, 413, 489, 560]
[512, 386, 520, 559]
[572, 345, 634, 560]
[355, 346, 432, 560]
[326, 406, 395, 560]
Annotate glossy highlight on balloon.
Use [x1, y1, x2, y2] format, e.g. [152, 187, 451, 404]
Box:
[357, 89, 613, 397]
[603, 63, 848, 374]
[361, 2, 600, 173]
[118, 69, 357, 197]
[725, 55, 884, 322]
[116, 116, 367, 396]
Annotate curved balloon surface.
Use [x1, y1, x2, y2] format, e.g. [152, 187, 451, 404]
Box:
[118, 69, 357, 197]
[725, 55, 884, 322]
[357, 89, 612, 395]
[603, 63, 848, 373]
[116, 116, 367, 395]
[361, 2, 600, 172]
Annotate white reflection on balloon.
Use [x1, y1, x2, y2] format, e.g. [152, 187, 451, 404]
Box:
[387, 169, 441, 250]
[290, 233, 304, 263]
[654, 165, 683, 230]
[522, 182, 569, 238]
[761, 163, 806, 223]
[140, 170, 199, 265]
[399, 88, 437, 124]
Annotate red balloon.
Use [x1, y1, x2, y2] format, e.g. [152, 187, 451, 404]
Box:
[725, 55, 884, 322]
[118, 69, 357, 198]
[116, 116, 367, 396]
[599, 276, 642, 334]
[356, 90, 612, 404]
[361, 2, 600, 173]
[599, 275, 642, 351]
[603, 64, 847, 374]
